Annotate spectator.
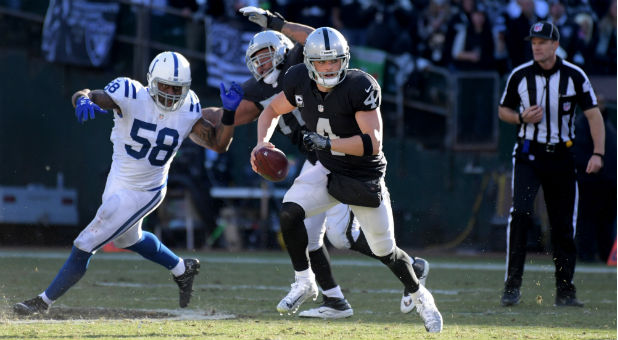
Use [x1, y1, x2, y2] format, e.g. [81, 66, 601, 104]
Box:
[505, 0, 545, 67]
[168, 0, 203, 51]
[333, 0, 378, 46]
[573, 95, 617, 263]
[571, 13, 597, 72]
[547, 0, 579, 60]
[280, 0, 338, 28]
[414, 0, 452, 66]
[449, 4, 496, 71]
[592, 0, 617, 75]
[365, 0, 416, 54]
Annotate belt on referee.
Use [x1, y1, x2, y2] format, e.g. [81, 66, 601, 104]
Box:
[518, 138, 573, 153]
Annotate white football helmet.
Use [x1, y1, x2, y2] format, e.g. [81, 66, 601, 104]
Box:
[303, 27, 350, 88]
[245, 30, 293, 84]
[147, 51, 191, 112]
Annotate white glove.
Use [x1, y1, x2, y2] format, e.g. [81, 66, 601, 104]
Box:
[239, 6, 268, 28]
[239, 6, 286, 31]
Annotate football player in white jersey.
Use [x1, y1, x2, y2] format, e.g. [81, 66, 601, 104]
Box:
[13, 51, 241, 316]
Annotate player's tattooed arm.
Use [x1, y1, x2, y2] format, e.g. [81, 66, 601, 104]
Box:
[189, 107, 235, 152]
[281, 22, 314, 45]
[71, 89, 120, 111]
[189, 118, 220, 150]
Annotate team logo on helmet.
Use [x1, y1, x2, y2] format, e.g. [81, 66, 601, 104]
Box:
[533, 23, 544, 32]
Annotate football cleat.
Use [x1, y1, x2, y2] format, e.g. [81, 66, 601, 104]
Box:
[412, 285, 443, 333]
[13, 296, 50, 316]
[501, 287, 521, 306]
[401, 257, 430, 313]
[554, 295, 584, 307]
[173, 258, 200, 308]
[276, 276, 318, 315]
[298, 296, 354, 319]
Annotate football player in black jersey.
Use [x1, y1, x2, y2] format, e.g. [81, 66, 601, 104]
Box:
[192, 8, 432, 320]
[250, 27, 443, 332]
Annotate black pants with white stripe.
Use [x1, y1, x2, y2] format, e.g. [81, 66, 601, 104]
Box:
[505, 145, 578, 296]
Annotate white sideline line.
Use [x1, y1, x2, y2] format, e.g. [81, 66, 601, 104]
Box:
[0, 251, 615, 274]
[6, 308, 236, 324]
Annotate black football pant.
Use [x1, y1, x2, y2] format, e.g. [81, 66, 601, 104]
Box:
[505, 148, 578, 296]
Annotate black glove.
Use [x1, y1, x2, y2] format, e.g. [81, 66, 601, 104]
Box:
[303, 132, 331, 152]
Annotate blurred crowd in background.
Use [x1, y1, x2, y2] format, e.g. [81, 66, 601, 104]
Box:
[163, 0, 616, 76]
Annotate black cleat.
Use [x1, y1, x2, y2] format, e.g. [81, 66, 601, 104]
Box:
[501, 287, 521, 306]
[13, 296, 50, 316]
[555, 295, 584, 307]
[173, 258, 200, 308]
[412, 257, 429, 286]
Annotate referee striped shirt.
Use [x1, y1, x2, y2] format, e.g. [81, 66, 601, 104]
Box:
[500, 57, 598, 144]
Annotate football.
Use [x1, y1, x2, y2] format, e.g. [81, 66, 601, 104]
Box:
[253, 146, 289, 182]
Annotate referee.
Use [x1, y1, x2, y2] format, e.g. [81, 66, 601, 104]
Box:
[498, 21, 605, 307]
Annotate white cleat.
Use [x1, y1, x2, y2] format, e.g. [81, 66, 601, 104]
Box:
[276, 277, 318, 315]
[298, 296, 354, 319]
[412, 284, 443, 333]
[401, 257, 430, 313]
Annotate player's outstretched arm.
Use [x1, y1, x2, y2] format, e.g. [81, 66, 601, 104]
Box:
[189, 108, 221, 150]
[190, 106, 228, 152]
[71, 89, 118, 110]
[238, 6, 314, 45]
[71, 89, 118, 124]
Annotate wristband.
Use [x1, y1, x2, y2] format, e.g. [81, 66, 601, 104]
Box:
[221, 109, 235, 126]
[592, 153, 605, 160]
[361, 134, 373, 156]
[267, 12, 286, 31]
[518, 112, 523, 124]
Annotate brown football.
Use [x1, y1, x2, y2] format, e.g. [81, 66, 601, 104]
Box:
[253, 146, 289, 182]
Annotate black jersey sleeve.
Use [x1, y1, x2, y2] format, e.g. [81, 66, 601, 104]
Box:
[241, 78, 264, 109]
[348, 70, 382, 112]
[282, 64, 307, 107]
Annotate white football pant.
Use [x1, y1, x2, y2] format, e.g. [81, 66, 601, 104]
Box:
[285, 161, 395, 257]
[73, 175, 166, 253]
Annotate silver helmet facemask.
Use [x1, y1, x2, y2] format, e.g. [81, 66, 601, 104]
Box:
[245, 31, 293, 84]
[303, 27, 350, 88]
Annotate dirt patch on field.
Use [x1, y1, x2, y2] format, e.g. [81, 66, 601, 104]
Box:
[2, 307, 235, 322]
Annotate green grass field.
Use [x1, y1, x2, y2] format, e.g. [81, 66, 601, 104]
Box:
[0, 248, 615, 340]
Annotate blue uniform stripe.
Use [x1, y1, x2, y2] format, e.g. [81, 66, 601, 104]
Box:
[189, 95, 194, 111]
[322, 28, 330, 50]
[131, 83, 136, 99]
[92, 190, 163, 251]
[124, 80, 129, 97]
[150, 59, 159, 74]
[172, 52, 178, 78]
[196, 103, 201, 113]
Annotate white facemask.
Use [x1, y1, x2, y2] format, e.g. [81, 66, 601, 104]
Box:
[263, 68, 281, 85]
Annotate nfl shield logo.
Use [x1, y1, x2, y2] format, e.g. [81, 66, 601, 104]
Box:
[563, 102, 571, 111]
[318, 105, 324, 112]
[533, 23, 544, 32]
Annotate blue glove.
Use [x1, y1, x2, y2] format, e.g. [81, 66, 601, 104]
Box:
[75, 96, 107, 124]
[219, 82, 244, 111]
